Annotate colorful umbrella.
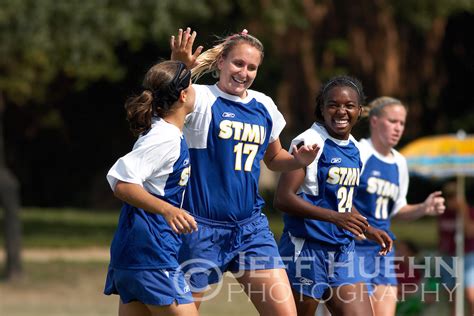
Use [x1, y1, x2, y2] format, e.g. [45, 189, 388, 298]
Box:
[400, 131, 474, 316]
[399, 132, 474, 178]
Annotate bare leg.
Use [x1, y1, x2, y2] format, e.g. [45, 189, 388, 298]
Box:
[147, 301, 199, 316]
[191, 291, 205, 310]
[235, 268, 297, 316]
[293, 289, 319, 316]
[119, 299, 198, 316]
[119, 300, 151, 316]
[325, 283, 373, 316]
[370, 285, 397, 316]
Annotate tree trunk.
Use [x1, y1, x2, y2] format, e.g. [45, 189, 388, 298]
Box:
[0, 92, 22, 280]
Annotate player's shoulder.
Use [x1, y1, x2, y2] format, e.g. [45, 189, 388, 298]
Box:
[136, 119, 182, 149]
[247, 89, 276, 108]
[348, 134, 360, 147]
[247, 88, 272, 101]
[391, 147, 408, 165]
[356, 138, 374, 158]
[192, 83, 217, 101]
[193, 83, 212, 93]
[358, 138, 371, 149]
[293, 123, 325, 146]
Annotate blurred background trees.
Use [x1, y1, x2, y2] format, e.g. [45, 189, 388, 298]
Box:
[0, 0, 473, 278]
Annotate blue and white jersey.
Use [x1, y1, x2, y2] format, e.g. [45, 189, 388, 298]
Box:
[183, 84, 285, 222]
[354, 138, 408, 246]
[106, 118, 191, 269]
[283, 123, 362, 245]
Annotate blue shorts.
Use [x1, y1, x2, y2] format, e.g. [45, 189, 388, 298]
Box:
[355, 244, 397, 292]
[279, 231, 363, 300]
[440, 251, 474, 290]
[178, 212, 284, 291]
[104, 266, 193, 306]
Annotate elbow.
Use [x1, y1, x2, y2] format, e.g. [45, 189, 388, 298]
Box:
[264, 157, 277, 171]
[113, 189, 123, 200]
[113, 182, 127, 201]
[267, 165, 278, 172]
[273, 193, 290, 213]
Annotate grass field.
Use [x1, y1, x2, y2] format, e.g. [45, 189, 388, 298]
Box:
[0, 208, 449, 315]
[0, 261, 260, 316]
[0, 208, 439, 249]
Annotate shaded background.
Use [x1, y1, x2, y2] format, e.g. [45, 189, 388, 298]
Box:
[1, 0, 474, 210]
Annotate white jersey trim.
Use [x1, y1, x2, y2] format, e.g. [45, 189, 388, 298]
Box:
[184, 83, 286, 148]
[290, 123, 359, 196]
[358, 138, 408, 216]
[106, 118, 183, 197]
[289, 232, 306, 262]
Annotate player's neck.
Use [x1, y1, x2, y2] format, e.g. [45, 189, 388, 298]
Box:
[163, 110, 186, 131]
[370, 137, 392, 157]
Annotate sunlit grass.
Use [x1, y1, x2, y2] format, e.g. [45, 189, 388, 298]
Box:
[0, 208, 438, 250]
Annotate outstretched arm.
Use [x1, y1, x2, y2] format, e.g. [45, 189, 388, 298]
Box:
[170, 27, 203, 69]
[393, 191, 445, 221]
[114, 180, 197, 234]
[263, 139, 319, 172]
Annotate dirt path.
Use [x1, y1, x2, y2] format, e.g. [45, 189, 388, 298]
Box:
[0, 247, 110, 263]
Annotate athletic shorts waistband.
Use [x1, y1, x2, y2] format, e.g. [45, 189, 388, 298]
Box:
[306, 238, 355, 253]
[192, 212, 264, 228]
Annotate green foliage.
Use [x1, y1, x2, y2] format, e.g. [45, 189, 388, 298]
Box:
[0, 0, 215, 105]
[391, 218, 438, 249]
[393, 0, 474, 31]
[326, 38, 349, 58]
[260, 0, 308, 33]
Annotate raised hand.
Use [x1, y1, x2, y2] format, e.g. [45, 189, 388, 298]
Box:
[170, 27, 203, 69]
[292, 143, 319, 167]
[163, 207, 198, 234]
[331, 212, 369, 236]
[364, 226, 393, 256]
[423, 191, 446, 215]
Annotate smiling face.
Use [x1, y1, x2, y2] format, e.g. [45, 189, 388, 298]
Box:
[321, 86, 361, 140]
[370, 103, 406, 150]
[217, 43, 262, 98]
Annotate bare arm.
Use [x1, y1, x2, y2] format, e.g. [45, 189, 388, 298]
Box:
[263, 139, 319, 172]
[393, 191, 445, 221]
[273, 168, 368, 236]
[114, 181, 197, 234]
